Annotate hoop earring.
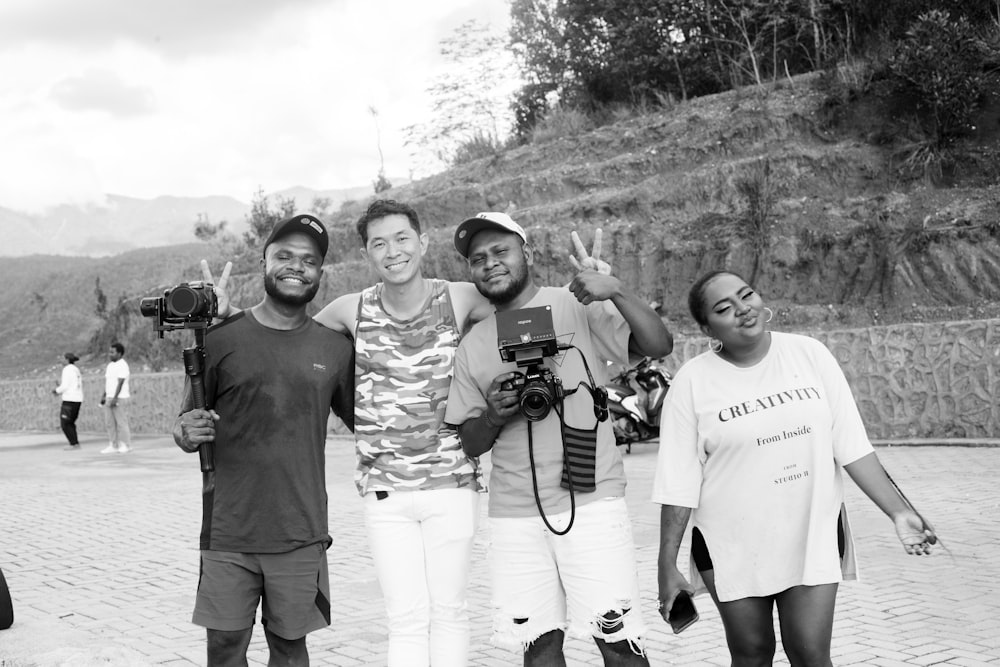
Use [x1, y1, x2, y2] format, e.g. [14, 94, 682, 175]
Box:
[764, 307, 773, 323]
[710, 338, 723, 353]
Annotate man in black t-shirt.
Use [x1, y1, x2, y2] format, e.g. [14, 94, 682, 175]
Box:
[174, 214, 354, 665]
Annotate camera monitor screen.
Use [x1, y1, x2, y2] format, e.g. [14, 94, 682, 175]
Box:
[496, 306, 558, 365]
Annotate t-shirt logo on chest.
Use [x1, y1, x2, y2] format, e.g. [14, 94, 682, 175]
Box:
[718, 386, 822, 422]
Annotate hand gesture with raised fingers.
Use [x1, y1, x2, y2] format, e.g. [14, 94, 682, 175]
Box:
[568, 229, 610, 275]
[200, 260, 233, 318]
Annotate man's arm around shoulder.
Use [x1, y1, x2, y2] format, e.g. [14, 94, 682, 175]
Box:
[448, 281, 493, 334]
[313, 292, 360, 335]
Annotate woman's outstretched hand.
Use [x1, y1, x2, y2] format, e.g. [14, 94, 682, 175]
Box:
[894, 509, 937, 555]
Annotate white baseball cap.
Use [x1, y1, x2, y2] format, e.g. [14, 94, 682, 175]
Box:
[453, 212, 528, 258]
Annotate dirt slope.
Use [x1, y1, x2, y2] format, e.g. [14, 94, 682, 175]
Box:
[321, 72, 1000, 333]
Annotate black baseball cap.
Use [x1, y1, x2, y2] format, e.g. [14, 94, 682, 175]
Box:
[263, 214, 329, 257]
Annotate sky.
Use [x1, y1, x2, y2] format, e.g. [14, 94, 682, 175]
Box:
[0, 0, 517, 212]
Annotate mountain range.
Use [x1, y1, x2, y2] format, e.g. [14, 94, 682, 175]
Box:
[0, 183, 384, 257]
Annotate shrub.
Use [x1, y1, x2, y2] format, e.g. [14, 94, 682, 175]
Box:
[511, 82, 556, 143]
[734, 158, 776, 282]
[451, 130, 503, 165]
[530, 105, 596, 144]
[887, 10, 988, 143]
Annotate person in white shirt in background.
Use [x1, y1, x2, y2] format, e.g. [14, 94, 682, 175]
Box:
[100, 342, 132, 454]
[53, 352, 83, 451]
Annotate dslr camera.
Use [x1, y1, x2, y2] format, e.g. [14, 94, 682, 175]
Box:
[497, 306, 564, 421]
[140, 281, 218, 336]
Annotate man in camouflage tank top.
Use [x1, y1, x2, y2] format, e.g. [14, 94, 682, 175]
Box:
[314, 200, 492, 666]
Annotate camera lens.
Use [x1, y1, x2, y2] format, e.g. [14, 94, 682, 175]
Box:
[166, 285, 206, 317]
[139, 297, 161, 318]
[520, 382, 553, 421]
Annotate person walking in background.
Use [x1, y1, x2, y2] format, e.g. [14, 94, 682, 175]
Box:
[100, 342, 132, 454]
[653, 269, 937, 667]
[445, 212, 672, 666]
[52, 352, 83, 450]
[174, 213, 355, 666]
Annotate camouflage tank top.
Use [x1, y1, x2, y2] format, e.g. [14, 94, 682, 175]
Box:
[353, 279, 482, 495]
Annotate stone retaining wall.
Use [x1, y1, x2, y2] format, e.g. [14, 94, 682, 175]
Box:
[0, 373, 184, 436]
[4, 319, 998, 439]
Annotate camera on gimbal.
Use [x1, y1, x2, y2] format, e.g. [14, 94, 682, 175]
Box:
[140, 280, 219, 479]
[140, 281, 218, 337]
[497, 306, 564, 421]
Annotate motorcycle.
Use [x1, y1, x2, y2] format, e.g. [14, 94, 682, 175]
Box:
[606, 356, 671, 453]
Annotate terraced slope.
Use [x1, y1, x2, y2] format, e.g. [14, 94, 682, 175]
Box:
[321, 73, 1000, 331]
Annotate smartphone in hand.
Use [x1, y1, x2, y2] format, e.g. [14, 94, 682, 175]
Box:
[666, 590, 699, 634]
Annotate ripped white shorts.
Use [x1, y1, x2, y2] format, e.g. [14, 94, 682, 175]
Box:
[487, 497, 648, 653]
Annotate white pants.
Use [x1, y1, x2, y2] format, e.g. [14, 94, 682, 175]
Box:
[364, 487, 481, 667]
[103, 397, 131, 447]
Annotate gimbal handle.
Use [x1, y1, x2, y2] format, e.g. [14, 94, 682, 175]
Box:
[183, 329, 214, 480]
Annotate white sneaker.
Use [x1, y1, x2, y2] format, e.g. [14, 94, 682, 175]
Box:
[100, 443, 117, 454]
[117, 443, 132, 454]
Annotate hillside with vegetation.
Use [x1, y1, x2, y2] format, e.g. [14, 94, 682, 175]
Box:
[5, 2, 1000, 378]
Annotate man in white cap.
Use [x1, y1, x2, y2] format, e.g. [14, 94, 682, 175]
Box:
[446, 211, 673, 665]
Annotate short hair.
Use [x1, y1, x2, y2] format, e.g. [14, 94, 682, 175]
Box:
[110, 342, 125, 355]
[355, 199, 421, 245]
[687, 270, 750, 327]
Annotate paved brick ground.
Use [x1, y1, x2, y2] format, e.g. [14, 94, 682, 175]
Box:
[0, 433, 997, 666]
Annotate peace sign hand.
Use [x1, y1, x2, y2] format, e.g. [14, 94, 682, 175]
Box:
[568, 229, 611, 275]
[200, 260, 233, 318]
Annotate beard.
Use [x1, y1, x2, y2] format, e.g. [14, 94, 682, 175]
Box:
[264, 273, 321, 306]
[476, 263, 530, 306]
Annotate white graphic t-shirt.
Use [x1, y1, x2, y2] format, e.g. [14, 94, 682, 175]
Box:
[652, 332, 873, 601]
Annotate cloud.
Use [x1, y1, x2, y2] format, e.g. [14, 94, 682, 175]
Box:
[0, 0, 516, 211]
[0, 0, 333, 57]
[50, 69, 156, 116]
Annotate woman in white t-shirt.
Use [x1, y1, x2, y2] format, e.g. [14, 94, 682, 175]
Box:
[652, 270, 936, 667]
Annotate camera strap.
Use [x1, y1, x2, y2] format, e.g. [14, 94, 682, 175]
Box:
[526, 346, 608, 536]
[559, 344, 609, 423]
[527, 413, 577, 536]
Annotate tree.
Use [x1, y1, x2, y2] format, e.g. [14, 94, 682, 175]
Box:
[404, 20, 520, 171]
[94, 277, 107, 319]
[310, 197, 334, 218]
[509, 0, 726, 131]
[193, 213, 229, 242]
[506, 0, 997, 137]
[369, 106, 392, 193]
[888, 10, 989, 143]
[243, 188, 297, 249]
